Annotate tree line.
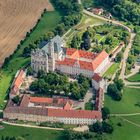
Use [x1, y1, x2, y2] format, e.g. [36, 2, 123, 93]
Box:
[126, 31, 140, 72]
[98, 0, 140, 25]
[51, 0, 82, 36]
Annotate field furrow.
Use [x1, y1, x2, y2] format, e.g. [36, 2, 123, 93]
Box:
[0, 0, 54, 65]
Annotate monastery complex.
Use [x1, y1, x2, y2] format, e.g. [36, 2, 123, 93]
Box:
[4, 36, 110, 125]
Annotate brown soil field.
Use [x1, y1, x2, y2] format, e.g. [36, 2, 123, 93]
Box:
[0, 0, 54, 66]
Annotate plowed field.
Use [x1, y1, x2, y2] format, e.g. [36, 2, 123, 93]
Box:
[0, 0, 54, 65]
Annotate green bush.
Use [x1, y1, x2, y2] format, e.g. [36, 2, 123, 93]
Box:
[40, 122, 64, 128]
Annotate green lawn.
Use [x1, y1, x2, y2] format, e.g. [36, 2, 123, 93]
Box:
[0, 11, 62, 109]
[105, 87, 140, 114]
[127, 84, 140, 86]
[0, 123, 65, 140]
[123, 115, 140, 125]
[104, 117, 140, 140]
[103, 63, 119, 79]
[75, 13, 106, 30]
[127, 73, 140, 82]
[85, 102, 94, 110]
[24, 11, 62, 44]
[65, 13, 106, 47]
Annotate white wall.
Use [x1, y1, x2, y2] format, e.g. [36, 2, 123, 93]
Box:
[56, 64, 94, 78]
[92, 79, 106, 91]
[94, 57, 109, 74]
[4, 112, 101, 125]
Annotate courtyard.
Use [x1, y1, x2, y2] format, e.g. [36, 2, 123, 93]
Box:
[19, 72, 95, 111]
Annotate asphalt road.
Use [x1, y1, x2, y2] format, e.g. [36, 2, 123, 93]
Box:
[83, 10, 136, 83]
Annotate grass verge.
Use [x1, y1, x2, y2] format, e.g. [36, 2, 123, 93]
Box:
[127, 73, 140, 82]
[103, 63, 119, 80]
[0, 123, 65, 140]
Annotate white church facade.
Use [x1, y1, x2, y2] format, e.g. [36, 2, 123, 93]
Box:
[31, 35, 109, 79]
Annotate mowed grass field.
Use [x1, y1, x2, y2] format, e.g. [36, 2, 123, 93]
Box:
[104, 87, 140, 140]
[127, 73, 140, 82]
[105, 87, 140, 114]
[123, 115, 140, 125]
[0, 123, 65, 140]
[104, 117, 140, 140]
[0, 10, 62, 109]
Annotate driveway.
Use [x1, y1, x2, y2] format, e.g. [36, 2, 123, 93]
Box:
[74, 88, 94, 110]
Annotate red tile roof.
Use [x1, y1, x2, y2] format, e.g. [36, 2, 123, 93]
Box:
[66, 48, 95, 60]
[57, 59, 94, 71]
[4, 107, 101, 120]
[78, 50, 95, 59]
[79, 60, 94, 71]
[95, 88, 104, 111]
[30, 97, 53, 104]
[14, 70, 24, 89]
[20, 95, 30, 107]
[29, 96, 73, 110]
[92, 8, 103, 14]
[57, 49, 108, 71]
[93, 73, 102, 83]
[57, 58, 76, 67]
[66, 48, 77, 56]
[48, 108, 102, 119]
[10, 70, 25, 95]
[64, 101, 72, 110]
[92, 50, 108, 70]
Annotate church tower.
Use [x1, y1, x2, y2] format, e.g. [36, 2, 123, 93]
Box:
[48, 41, 55, 72]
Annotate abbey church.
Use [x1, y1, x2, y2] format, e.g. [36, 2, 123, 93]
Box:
[31, 35, 109, 78]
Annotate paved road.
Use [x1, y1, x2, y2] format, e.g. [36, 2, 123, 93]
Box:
[120, 33, 136, 81]
[125, 65, 140, 78]
[2, 121, 64, 131]
[126, 86, 140, 89]
[83, 10, 136, 82]
[83, 10, 131, 32]
[78, 88, 94, 109]
[78, 0, 82, 4]
[121, 117, 140, 128]
[125, 80, 140, 85]
[111, 113, 140, 117]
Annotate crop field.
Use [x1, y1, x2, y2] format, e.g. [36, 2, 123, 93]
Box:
[0, 0, 54, 66]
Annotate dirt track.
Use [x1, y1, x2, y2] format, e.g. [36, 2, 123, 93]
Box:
[0, 0, 54, 66]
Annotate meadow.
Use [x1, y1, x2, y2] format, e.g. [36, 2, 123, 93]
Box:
[105, 87, 140, 114]
[104, 117, 140, 140]
[0, 123, 65, 140]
